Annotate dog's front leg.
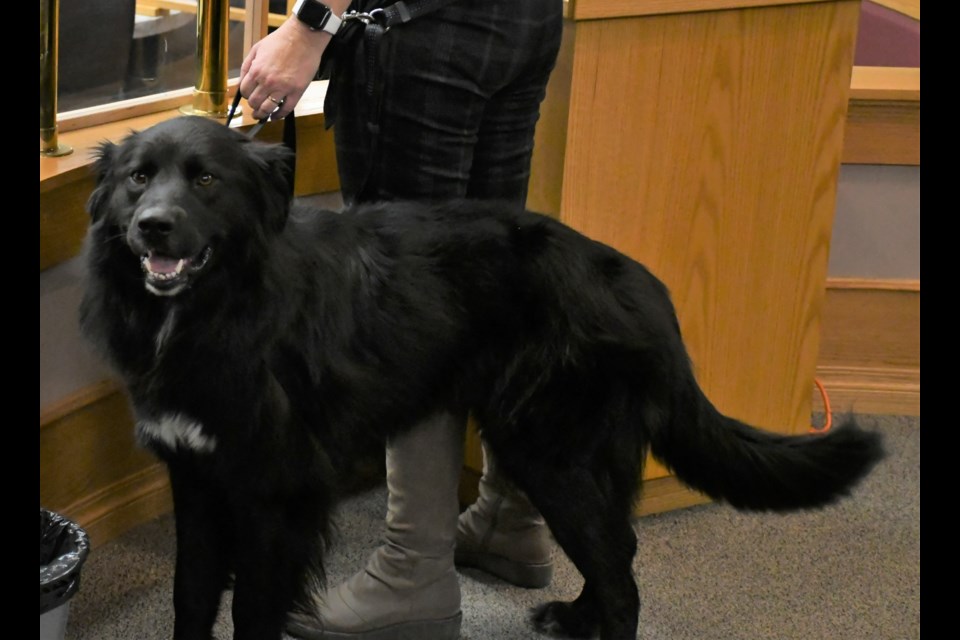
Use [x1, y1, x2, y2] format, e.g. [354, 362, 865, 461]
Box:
[229, 498, 319, 640]
[168, 461, 233, 640]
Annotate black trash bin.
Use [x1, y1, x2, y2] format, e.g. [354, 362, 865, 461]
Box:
[40, 508, 90, 640]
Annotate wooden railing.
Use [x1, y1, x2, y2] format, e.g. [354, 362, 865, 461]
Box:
[136, 0, 291, 28]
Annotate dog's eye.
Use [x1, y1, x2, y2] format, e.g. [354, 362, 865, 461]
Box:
[130, 171, 147, 185]
[197, 173, 215, 187]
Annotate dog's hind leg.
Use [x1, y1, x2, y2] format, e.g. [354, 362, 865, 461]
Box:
[513, 461, 641, 640]
[168, 463, 234, 640]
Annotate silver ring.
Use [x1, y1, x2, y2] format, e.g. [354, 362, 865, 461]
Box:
[267, 95, 284, 105]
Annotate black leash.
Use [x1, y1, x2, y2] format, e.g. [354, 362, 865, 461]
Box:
[332, 0, 456, 198]
[343, 0, 456, 133]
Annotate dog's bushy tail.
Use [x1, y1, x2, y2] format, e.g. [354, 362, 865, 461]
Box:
[648, 378, 885, 512]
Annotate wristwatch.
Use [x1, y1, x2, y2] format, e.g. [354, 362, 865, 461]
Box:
[291, 0, 343, 36]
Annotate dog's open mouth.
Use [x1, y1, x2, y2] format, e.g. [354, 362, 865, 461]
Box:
[140, 247, 212, 296]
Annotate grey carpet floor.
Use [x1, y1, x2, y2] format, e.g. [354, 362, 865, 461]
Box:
[62, 414, 919, 640]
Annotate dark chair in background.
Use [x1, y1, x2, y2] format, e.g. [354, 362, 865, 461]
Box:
[56, 1, 250, 113]
[58, 0, 136, 112]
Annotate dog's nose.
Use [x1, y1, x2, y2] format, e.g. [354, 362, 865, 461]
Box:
[136, 207, 180, 237]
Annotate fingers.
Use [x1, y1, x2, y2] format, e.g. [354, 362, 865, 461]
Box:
[246, 87, 296, 121]
[239, 70, 281, 121]
[239, 55, 302, 120]
[261, 95, 286, 121]
[261, 87, 307, 121]
[240, 81, 307, 120]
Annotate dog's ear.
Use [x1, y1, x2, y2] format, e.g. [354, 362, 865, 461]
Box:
[86, 140, 118, 222]
[243, 140, 296, 233]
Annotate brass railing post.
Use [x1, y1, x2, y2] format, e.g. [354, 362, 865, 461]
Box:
[181, 0, 233, 117]
[39, 0, 72, 157]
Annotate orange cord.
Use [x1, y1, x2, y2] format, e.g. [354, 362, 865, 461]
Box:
[810, 377, 833, 433]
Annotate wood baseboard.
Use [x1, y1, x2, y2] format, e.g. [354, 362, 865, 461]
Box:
[814, 365, 920, 417]
[815, 278, 920, 416]
[40, 380, 173, 546]
[63, 464, 172, 547]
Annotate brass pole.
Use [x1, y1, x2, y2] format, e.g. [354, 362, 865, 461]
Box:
[39, 0, 72, 156]
[181, 0, 232, 117]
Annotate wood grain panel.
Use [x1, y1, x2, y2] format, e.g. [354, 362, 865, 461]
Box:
[40, 382, 141, 511]
[818, 279, 919, 370]
[526, 19, 575, 219]
[842, 99, 920, 165]
[843, 67, 920, 167]
[557, 1, 860, 434]
[289, 116, 341, 196]
[571, 0, 836, 20]
[40, 177, 96, 271]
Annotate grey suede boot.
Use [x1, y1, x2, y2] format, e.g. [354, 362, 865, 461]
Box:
[287, 412, 465, 640]
[454, 441, 554, 588]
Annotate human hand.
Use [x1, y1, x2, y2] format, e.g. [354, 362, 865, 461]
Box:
[239, 18, 331, 121]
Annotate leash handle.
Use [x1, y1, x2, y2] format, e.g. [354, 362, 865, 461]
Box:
[225, 89, 280, 138]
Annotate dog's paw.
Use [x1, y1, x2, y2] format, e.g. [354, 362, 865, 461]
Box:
[530, 601, 598, 639]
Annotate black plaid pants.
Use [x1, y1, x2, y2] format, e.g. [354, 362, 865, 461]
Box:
[326, 0, 564, 207]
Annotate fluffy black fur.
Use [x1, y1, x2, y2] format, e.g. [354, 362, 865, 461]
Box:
[79, 116, 884, 640]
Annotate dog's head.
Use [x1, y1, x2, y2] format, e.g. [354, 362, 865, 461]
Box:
[86, 116, 294, 297]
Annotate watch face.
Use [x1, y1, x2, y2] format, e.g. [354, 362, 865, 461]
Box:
[297, 0, 332, 30]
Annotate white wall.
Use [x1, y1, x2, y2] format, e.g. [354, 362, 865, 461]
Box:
[830, 165, 920, 279]
[39, 257, 112, 409]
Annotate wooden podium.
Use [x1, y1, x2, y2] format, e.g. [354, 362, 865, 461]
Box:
[462, 0, 863, 515]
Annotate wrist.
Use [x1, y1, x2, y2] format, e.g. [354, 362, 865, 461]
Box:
[284, 14, 330, 37]
[280, 13, 334, 53]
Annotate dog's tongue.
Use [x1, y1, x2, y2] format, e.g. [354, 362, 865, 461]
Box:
[148, 255, 184, 274]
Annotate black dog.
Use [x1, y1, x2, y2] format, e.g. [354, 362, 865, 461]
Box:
[79, 116, 883, 640]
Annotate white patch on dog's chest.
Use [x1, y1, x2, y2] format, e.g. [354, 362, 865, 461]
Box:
[136, 413, 217, 454]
